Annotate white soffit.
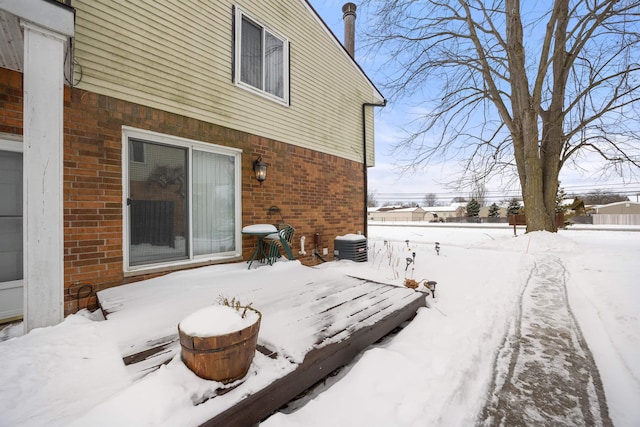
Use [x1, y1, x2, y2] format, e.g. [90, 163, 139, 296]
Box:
[0, 0, 74, 37]
[0, 10, 22, 71]
[0, 0, 74, 72]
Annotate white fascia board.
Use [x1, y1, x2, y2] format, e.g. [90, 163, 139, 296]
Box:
[0, 0, 74, 36]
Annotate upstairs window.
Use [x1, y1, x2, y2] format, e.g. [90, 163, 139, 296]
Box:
[234, 7, 289, 104]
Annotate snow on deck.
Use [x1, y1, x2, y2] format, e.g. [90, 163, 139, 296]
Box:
[96, 261, 425, 425]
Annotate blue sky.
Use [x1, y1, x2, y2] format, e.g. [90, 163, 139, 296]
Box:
[308, 1, 640, 205]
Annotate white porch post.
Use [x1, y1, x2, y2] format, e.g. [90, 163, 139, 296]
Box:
[22, 22, 67, 331]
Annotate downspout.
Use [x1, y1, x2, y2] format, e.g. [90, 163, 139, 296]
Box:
[362, 100, 386, 237]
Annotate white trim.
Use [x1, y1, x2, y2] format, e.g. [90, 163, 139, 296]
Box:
[20, 21, 69, 43]
[233, 6, 290, 106]
[0, 136, 22, 152]
[121, 127, 243, 273]
[22, 21, 66, 331]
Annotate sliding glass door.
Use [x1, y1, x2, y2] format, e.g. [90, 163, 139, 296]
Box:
[125, 130, 240, 270]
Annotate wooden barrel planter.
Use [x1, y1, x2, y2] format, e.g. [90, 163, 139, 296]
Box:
[178, 305, 261, 383]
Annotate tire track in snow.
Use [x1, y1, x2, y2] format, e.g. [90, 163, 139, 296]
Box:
[478, 255, 612, 426]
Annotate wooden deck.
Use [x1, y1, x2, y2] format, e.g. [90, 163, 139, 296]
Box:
[97, 264, 426, 426]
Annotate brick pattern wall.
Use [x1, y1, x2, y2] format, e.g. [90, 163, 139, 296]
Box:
[0, 68, 365, 315]
[0, 68, 22, 135]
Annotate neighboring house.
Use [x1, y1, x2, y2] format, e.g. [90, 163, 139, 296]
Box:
[593, 201, 640, 215]
[368, 204, 469, 222]
[369, 207, 427, 222]
[592, 201, 640, 226]
[0, 0, 384, 329]
[478, 205, 507, 218]
[427, 203, 467, 220]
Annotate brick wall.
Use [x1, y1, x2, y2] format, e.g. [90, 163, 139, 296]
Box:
[0, 68, 365, 315]
[0, 68, 22, 135]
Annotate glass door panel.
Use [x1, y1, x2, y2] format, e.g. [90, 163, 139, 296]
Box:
[128, 140, 188, 266]
[192, 151, 236, 255]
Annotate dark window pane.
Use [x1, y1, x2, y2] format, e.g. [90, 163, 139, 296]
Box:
[131, 140, 145, 163]
[241, 17, 263, 90]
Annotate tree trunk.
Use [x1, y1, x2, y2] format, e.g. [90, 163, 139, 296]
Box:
[522, 115, 555, 232]
[507, 0, 566, 233]
[536, 0, 569, 233]
[506, 0, 556, 233]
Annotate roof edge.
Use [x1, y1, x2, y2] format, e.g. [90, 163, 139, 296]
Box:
[302, 0, 384, 103]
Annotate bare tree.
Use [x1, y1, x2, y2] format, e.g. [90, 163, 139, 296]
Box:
[580, 190, 630, 204]
[367, 191, 379, 207]
[470, 180, 487, 206]
[363, 0, 640, 231]
[423, 192, 437, 206]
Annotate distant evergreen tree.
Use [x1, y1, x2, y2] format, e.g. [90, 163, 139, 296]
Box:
[507, 198, 521, 215]
[466, 199, 481, 217]
[488, 203, 500, 218]
[555, 186, 568, 214]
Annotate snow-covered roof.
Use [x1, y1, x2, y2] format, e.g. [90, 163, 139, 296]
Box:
[425, 204, 465, 212]
[387, 207, 425, 213]
[370, 206, 425, 213]
[594, 201, 639, 209]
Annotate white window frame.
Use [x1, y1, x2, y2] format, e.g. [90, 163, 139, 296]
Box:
[122, 127, 243, 273]
[234, 6, 290, 105]
[0, 137, 22, 153]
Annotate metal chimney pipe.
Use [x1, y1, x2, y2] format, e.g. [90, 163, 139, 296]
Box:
[342, 2, 357, 57]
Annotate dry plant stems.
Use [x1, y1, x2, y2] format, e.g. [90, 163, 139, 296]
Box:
[393, 258, 400, 279]
[404, 278, 433, 292]
[374, 249, 384, 270]
[404, 278, 420, 289]
[217, 296, 254, 319]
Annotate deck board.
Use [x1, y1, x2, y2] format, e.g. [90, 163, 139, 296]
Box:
[97, 263, 426, 425]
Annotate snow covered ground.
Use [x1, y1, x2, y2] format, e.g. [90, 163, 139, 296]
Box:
[0, 224, 638, 426]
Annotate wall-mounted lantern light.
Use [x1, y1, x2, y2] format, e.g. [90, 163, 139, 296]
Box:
[253, 156, 267, 185]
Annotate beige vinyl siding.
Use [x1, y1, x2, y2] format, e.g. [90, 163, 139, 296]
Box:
[72, 0, 382, 165]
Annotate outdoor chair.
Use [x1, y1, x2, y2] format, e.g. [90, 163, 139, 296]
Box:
[267, 206, 286, 230]
[265, 224, 295, 264]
